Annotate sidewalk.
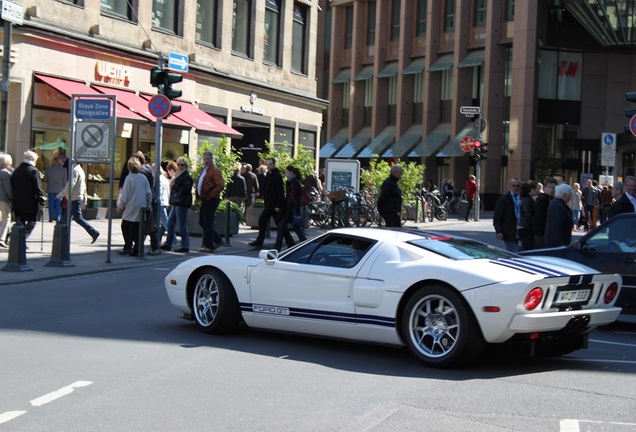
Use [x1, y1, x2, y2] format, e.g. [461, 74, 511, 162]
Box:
[0, 213, 474, 286]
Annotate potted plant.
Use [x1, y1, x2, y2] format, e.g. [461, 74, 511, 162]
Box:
[246, 199, 265, 228]
[214, 199, 243, 235]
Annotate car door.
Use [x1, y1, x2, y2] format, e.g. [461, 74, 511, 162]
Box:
[247, 234, 375, 334]
[566, 217, 636, 300]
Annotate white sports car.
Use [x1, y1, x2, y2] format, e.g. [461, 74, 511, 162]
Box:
[165, 227, 622, 368]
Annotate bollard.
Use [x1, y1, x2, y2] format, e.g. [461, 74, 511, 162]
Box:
[224, 200, 231, 246]
[45, 221, 74, 267]
[2, 221, 33, 272]
[137, 207, 146, 258]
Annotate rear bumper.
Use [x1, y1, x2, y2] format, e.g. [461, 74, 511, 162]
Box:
[509, 307, 622, 332]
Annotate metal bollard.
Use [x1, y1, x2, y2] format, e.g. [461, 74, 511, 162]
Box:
[137, 207, 146, 258]
[2, 221, 32, 272]
[45, 220, 74, 267]
[224, 200, 231, 246]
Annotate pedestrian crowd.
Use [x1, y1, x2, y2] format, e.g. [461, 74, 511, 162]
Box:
[493, 175, 636, 252]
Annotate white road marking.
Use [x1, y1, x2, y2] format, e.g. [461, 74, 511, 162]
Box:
[560, 419, 580, 432]
[590, 338, 636, 348]
[0, 411, 27, 425]
[30, 381, 93, 407]
[560, 358, 636, 365]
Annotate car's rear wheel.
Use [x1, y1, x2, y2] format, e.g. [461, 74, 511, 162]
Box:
[191, 268, 240, 334]
[402, 285, 485, 368]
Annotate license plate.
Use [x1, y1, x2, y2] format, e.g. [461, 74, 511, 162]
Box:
[555, 289, 591, 304]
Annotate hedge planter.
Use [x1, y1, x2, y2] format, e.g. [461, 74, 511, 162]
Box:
[180, 210, 240, 236]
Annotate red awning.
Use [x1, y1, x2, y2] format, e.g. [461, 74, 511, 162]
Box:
[139, 94, 242, 138]
[92, 85, 190, 128]
[34, 74, 146, 122]
[173, 101, 243, 139]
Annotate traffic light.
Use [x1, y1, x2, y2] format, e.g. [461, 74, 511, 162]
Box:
[473, 140, 482, 161]
[150, 67, 183, 114]
[480, 141, 488, 159]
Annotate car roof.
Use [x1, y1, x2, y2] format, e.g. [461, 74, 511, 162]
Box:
[328, 227, 462, 243]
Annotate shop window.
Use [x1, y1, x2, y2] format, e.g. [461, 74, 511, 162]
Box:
[292, 3, 307, 74]
[264, 0, 281, 66]
[233, 0, 253, 57]
[274, 125, 294, 154]
[152, 0, 182, 35]
[196, 0, 218, 46]
[101, 0, 134, 20]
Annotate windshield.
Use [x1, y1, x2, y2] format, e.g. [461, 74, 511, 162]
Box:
[408, 237, 518, 260]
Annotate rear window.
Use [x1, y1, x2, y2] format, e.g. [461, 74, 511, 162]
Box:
[408, 238, 518, 260]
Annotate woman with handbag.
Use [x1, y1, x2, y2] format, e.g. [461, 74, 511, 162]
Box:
[273, 166, 307, 252]
[117, 157, 152, 256]
[160, 157, 193, 253]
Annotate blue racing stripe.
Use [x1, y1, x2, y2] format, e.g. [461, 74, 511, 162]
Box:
[239, 302, 395, 328]
[492, 258, 567, 277]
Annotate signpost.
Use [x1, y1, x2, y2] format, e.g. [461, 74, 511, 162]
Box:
[148, 94, 171, 119]
[1, 0, 23, 25]
[460, 106, 481, 117]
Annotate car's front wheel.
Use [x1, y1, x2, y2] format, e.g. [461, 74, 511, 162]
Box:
[402, 285, 485, 368]
[191, 268, 240, 334]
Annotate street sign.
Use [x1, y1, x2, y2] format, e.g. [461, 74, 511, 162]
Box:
[460, 106, 481, 116]
[629, 114, 636, 136]
[601, 132, 616, 167]
[460, 136, 475, 152]
[74, 122, 110, 159]
[148, 94, 171, 118]
[2, 0, 23, 25]
[74, 99, 112, 121]
[168, 52, 189, 73]
[474, 118, 487, 134]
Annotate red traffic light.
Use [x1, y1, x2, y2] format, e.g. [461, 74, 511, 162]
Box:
[474, 140, 481, 148]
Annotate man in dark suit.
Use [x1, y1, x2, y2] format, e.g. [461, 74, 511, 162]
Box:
[11, 150, 45, 238]
[493, 178, 522, 251]
[609, 179, 635, 219]
[249, 158, 285, 247]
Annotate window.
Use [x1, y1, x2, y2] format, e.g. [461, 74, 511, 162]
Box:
[282, 235, 374, 268]
[444, 0, 455, 31]
[264, 0, 281, 65]
[344, 6, 353, 49]
[299, 130, 316, 158]
[413, 72, 425, 121]
[101, 0, 133, 20]
[505, 0, 515, 21]
[441, 69, 453, 101]
[367, 0, 376, 46]
[152, 0, 180, 33]
[274, 125, 294, 154]
[390, 0, 401, 41]
[415, 0, 427, 36]
[196, 0, 217, 45]
[232, 0, 252, 57]
[388, 75, 397, 125]
[292, 3, 307, 74]
[364, 80, 374, 126]
[474, 0, 486, 26]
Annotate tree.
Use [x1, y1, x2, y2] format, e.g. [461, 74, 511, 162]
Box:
[360, 157, 424, 205]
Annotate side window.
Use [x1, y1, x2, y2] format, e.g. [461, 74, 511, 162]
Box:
[281, 235, 374, 267]
[604, 218, 636, 252]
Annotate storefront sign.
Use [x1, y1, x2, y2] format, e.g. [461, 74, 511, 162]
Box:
[240, 105, 265, 115]
[94, 61, 133, 86]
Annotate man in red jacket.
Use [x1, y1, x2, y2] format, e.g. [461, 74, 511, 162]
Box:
[464, 175, 477, 222]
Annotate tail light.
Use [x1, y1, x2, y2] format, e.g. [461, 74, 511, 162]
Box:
[604, 282, 619, 304]
[525, 287, 543, 311]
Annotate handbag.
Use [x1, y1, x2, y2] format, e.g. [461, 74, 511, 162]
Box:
[144, 209, 156, 234]
[291, 185, 311, 206]
[61, 196, 68, 209]
[292, 213, 303, 228]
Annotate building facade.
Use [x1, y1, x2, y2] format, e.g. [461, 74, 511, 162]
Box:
[0, 0, 326, 203]
[320, 0, 636, 207]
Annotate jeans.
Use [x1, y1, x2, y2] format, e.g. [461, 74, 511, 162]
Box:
[571, 209, 581, 227]
[158, 205, 176, 244]
[68, 200, 99, 238]
[48, 192, 62, 221]
[200, 198, 223, 248]
[274, 208, 306, 251]
[165, 206, 189, 249]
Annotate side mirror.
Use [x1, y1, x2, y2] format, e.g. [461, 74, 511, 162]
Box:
[259, 249, 278, 264]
